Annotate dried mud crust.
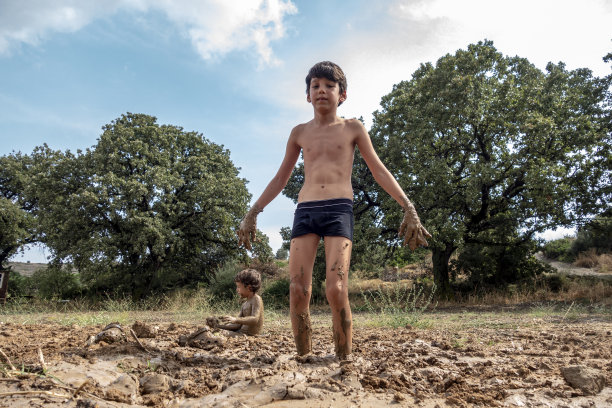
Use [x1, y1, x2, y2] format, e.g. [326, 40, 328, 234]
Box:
[0, 319, 611, 407]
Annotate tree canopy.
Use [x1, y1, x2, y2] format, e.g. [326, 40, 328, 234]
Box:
[37, 113, 250, 296]
[368, 40, 611, 291]
[0, 146, 64, 268]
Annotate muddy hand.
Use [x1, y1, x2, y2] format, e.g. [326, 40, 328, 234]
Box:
[237, 205, 263, 250]
[219, 316, 236, 324]
[398, 198, 431, 250]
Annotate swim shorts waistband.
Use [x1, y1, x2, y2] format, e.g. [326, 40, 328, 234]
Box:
[296, 198, 353, 212]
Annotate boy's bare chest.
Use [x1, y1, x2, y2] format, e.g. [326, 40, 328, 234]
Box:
[299, 130, 355, 161]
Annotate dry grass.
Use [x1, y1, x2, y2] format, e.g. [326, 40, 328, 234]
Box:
[573, 250, 612, 274]
[573, 249, 599, 268]
[597, 254, 612, 273]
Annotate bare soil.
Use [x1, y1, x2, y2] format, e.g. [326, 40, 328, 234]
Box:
[0, 309, 611, 407]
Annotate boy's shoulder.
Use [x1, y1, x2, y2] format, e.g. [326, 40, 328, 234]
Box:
[291, 117, 364, 132]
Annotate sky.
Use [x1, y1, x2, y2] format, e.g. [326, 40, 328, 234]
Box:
[2, 0, 611, 263]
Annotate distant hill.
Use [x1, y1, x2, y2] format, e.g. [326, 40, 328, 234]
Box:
[6, 262, 48, 277]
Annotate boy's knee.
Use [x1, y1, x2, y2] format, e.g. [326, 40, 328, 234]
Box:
[290, 281, 311, 304]
[325, 282, 347, 306]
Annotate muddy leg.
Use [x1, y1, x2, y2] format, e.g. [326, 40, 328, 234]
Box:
[324, 237, 353, 360]
[289, 233, 319, 355]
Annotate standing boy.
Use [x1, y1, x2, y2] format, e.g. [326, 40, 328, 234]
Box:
[238, 61, 430, 359]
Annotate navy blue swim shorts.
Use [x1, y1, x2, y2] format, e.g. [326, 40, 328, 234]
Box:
[290, 198, 354, 241]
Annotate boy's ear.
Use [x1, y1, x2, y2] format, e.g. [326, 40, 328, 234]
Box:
[340, 91, 347, 103]
[306, 92, 311, 103]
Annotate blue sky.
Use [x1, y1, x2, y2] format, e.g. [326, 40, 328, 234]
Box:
[2, 0, 611, 263]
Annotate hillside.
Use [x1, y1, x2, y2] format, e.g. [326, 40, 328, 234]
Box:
[5, 262, 47, 277]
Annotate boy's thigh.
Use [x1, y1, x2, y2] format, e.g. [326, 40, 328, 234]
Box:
[323, 236, 353, 284]
[289, 233, 320, 282]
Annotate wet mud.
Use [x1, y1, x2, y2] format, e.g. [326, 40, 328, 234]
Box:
[0, 317, 611, 407]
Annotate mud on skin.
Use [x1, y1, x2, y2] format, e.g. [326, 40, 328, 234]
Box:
[295, 311, 312, 356]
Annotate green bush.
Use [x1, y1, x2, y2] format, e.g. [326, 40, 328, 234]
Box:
[541, 273, 567, 293]
[262, 278, 290, 309]
[207, 262, 241, 302]
[571, 213, 612, 255]
[456, 239, 547, 285]
[6, 271, 35, 298]
[542, 237, 575, 262]
[31, 266, 82, 299]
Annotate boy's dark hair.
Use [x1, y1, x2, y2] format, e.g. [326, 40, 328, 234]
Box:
[234, 268, 262, 293]
[305, 61, 347, 106]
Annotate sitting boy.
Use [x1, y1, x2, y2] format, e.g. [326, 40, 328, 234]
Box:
[209, 268, 264, 336]
[237, 61, 430, 359]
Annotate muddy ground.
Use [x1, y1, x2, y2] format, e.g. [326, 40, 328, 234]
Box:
[0, 311, 610, 407]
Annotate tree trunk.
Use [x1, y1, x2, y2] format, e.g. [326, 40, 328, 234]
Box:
[431, 245, 456, 297]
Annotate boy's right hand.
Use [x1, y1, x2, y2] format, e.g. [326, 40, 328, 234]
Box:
[237, 205, 263, 250]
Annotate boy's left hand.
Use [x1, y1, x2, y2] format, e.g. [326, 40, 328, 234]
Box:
[399, 200, 432, 250]
[237, 205, 263, 250]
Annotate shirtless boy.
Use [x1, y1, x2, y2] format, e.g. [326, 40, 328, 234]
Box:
[238, 61, 430, 359]
[214, 268, 264, 336]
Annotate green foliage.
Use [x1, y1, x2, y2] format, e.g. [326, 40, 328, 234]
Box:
[275, 247, 288, 260]
[541, 274, 568, 293]
[0, 198, 32, 267]
[387, 246, 428, 268]
[6, 271, 35, 298]
[36, 113, 250, 297]
[31, 267, 82, 299]
[542, 237, 576, 262]
[571, 210, 612, 255]
[207, 262, 241, 302]
[456, 239, 554, 284]
[261, 278, 290, 309]
[251, 230, 274, 263]
[0, 146, 64, 266]
[368, 40, 611, 291]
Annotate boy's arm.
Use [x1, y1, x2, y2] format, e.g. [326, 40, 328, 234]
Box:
[238, 127, 302, 250]
[353, 120, 431, 250]
[230, 297, 262, 327]
[219, 298, 261, 327]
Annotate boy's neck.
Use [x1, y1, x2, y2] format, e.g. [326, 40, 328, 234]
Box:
[312, 109, 340, 125]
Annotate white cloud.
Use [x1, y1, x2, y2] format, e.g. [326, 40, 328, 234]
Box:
[0, 0, 122, 53]
[0, 0, 297, 66]
[315, 0, 612, 125]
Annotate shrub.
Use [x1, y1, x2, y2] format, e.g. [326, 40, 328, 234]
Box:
[6, 271, 35, 298]
[262, 278, 290, 309]
[207, 262, 242, 302]
[31, 266, 82, 299]
[571, 213, 612, 255]
[542, 237, 575, 262]
[541, 273, 568, 293]
[456, 240, 547, 285]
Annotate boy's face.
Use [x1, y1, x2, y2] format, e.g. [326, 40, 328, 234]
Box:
[307, 77, 346, 108]
[235, 281, 251, 298]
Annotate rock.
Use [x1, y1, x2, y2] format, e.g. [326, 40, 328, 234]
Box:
[105, 374, 139, 403]
[561, 365, 606, 395]
[96, 327, 125, 344]
[140, 373, 170, 394]
[132, 321, 158, 338]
